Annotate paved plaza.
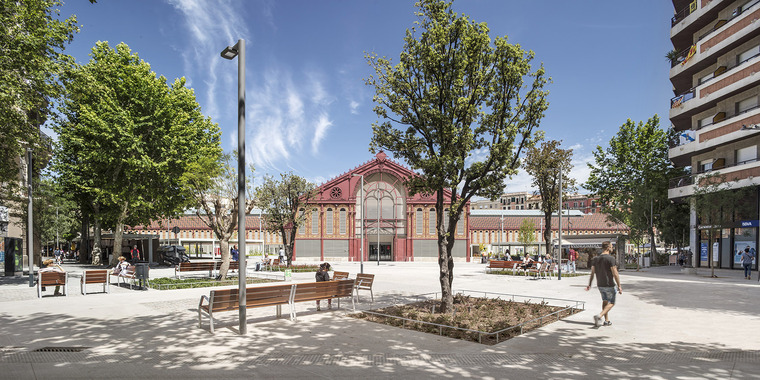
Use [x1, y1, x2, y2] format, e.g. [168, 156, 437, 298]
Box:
[0, 261, 758, 379]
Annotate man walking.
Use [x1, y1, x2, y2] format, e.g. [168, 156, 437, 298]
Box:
[741, 246, 754, 280]
[585, 241, 622, 327]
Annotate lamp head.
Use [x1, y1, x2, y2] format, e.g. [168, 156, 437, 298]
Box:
[220, 46, 238, 60]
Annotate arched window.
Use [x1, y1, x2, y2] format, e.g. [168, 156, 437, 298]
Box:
[326, 208, 333, 235]
[298, 209, 305, 235]
[339, 208, 346, 234]
[457, 212, 464, 235]
[416, 208, 423, 235]
[443, 208, 450, 231]
[311, 208, 319, 235]
[429, 208, 436, 235]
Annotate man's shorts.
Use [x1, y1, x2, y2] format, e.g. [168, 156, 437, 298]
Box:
[598, 286, 617, 304]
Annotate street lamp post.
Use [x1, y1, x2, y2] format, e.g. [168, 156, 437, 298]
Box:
[27, 148, 34, 287]
[352, 174, 364, 274]
[376, 189, 380, 266]
[221, 39, 247, 335]
[558, 167, 563, 281]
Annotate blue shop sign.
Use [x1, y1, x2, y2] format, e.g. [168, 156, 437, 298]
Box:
[740, 220, 759, 228]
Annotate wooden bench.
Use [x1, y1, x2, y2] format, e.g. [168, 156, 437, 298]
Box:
[290, 279, 355, 321]
[354, 273, 375, 303]
[116, 265, 138, 289]
[37, 271, 68, 298]
[177, 261, 241, 279]
[198, 283, 294, 333]
[527, 262, 548, 279]
[332, 271, 349, 280]
[81, 269, 109, 295]
[198, 279, 356, 333]
[486, 260, 521, 273]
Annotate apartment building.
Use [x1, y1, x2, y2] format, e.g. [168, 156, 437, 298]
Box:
[668, 0, 760, 270]
[471, 191, 532, 210]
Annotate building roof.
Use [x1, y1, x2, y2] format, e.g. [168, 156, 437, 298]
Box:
[469, 213, 628, 232]
[470, 209, 584, 217]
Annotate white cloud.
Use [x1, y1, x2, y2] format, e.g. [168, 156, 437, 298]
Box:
[349, 99, 360, 115]
[312, 113, 332, 154]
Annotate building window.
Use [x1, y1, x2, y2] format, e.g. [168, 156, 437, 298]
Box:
[699, 159, 713, 172]
[457, 213, 464, 235]
[326, 208, 333, 235]
[340, 208, 347, 234]
[698, 114, 714, 129]
[298, 209, 305, 235]
[738, 44, 760, 64]
[429, 208, 436, 235]
[736, 96, 758, 114]
[311, 208, 319, 235]
[416, 208, 423, 235]
[736, 146, 757, 164]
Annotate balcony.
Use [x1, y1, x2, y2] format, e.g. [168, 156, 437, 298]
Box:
[669, 0, 760, 90]
[670, 54, 760, 125]
[669, 106, 760, 166]
[671, 0, 726, 49]
[669, 158, 760, 199]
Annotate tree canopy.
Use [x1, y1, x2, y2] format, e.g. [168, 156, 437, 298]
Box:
[585, 115, 670, 259]
[256, 172, 315, 267]
[366, 0, 548, 312]
[0, 0, 78, 191]
[53, 41, 222, 265]
[523, 139, 575, 250]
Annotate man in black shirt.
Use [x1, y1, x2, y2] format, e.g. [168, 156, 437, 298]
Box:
[585, 241, 622, 327]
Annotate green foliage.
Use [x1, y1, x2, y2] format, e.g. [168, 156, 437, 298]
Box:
[256, 172, 315, 266]
[0, 0, 79, 187]
[365, 0, 548, 312]
[523, 140, 575, 245]
[517, 218, 535, 246]
[585, 115, 671, 256]
[52, 41, 222, 263]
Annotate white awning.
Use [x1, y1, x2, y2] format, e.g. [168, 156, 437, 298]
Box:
[552, 237, 615, 248]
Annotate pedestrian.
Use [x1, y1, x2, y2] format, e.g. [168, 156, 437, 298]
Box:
[130, 245, 141, 262]
[279, 248, 285, 265]
[585, 241, 622, 327]
[54, 248, 62, 264]
[315, 262, 332, 310]
[39, 259, 65, 296]
[568, 249, 577, 274]
[231, 245, 239, 261]
[741, 246, 755, 280]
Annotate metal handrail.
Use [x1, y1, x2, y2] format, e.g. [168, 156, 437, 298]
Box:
[671, 88, 696, 108]
[670, 46, 694, 68]
[670, 104, 760, 148]
[672, 2, 695, 26]
[669, 157, 759, 189]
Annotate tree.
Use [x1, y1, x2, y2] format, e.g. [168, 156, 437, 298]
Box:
[517, 218, 536, 255]
[0, 0, 78, 188]
[366, 0, 548, 312]
[692, 173, 752, 277]
[523, 140, 575, 252]
[186, 153, 255, 280]
[256, 172, 315, 267]
[53, 41, 222, 265]
[585, 115, 670, 262]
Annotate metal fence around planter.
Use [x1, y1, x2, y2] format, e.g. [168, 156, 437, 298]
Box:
[149, 277, 276, 290]
[357, 289, 585, 344]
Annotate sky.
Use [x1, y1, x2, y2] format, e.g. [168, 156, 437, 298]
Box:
[50, 0, 675, 195]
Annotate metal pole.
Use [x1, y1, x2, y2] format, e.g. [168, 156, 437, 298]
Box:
[558, 167, 562, 280]
[377, 187, 380, 266]
[237, 39, 247, 335]
[27, 148, 34, 287]
[56, 207, 59, 254]
[353, 174, 364, 274]
[500, 214, 503, 258]
[259, 208, 263, 255]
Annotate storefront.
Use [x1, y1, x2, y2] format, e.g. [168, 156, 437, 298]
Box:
[698, 221, 758, 270]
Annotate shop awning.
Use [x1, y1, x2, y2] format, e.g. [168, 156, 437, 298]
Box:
[551, 237, 616, 248]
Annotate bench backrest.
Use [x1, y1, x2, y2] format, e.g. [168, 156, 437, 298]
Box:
[355, 273, 374, 289]
[39, 271, 66, 286]
[208, 284, 294, 313]
[272, 258, 280, 266]
[83, 270, 108, 284]
[292, 279, 355, 303]
[179, 262, 216, 271]
[332, 271, 349, 280]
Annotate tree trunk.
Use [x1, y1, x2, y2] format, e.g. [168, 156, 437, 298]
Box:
[92, 216, 102, 266]
[218, 239, 231, 280]
[649, 226, 658, 263]
[79, 205, 89, 264]
[110, 203, 128, 266]
[543, 212, 552, 256]
[285, 228, 296, 267]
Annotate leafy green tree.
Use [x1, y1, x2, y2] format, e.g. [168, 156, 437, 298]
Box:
[53, 41, 222, 265]
[186, 153, 255, 279]
[517, 218, 536, 255]
[523, 140, 575, 251]
[585, 115, 670, 262]
[365, 0, 548, 312]
[256, 172, 315, 267]
[0, 0, 78, 188]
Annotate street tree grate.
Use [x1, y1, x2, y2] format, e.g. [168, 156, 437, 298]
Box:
[32, 347, 89, 353]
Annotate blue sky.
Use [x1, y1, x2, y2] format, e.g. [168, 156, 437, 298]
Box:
[53, 0, 674, 194]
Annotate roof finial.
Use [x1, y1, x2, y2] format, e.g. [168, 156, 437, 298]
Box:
[376, 150, 387, 161]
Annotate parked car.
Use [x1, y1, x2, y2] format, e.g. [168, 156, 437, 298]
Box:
[159, 245, 190, 266]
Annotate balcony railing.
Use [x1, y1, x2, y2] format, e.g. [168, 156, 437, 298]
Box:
[670, 45, 695, 68]
[672, 0, 697, 26]
[669, 104, 760, 149]
[669, 158, 759, 189]
[698, 0, 760, 41]
[671, 88, 696, 108]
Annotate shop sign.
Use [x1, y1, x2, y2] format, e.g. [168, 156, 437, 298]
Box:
[740, 220, 759, 227]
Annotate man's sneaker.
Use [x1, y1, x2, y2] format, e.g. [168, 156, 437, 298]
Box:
[593, 314, 602, 327]
[603, 321, 612, 326]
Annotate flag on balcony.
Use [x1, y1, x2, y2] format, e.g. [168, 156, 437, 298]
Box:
[681, 45, 697, 66]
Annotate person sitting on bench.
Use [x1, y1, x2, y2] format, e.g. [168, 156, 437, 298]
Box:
[40, 259, 65, 296]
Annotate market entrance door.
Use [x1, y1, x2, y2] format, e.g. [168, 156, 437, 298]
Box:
[369, 243, 392, 261]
